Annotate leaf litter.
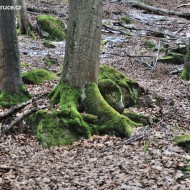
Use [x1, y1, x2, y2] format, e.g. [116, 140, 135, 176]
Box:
[1, 0, 190, 189]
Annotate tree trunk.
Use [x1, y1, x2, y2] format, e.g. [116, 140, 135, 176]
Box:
[0, 0, 30, 107]
[61, 0, 102, 88]
[17, 0, 30, 34]
[0, 0, 22, 92]
[36, 0, 141, 147]
[181, 39, 190, 80]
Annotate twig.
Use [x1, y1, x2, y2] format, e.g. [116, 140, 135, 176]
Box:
[0, 93, 48, 120]
[0, 165, 16, 171]
[152, 40, 161, 70]
[3, 106, 47, 133]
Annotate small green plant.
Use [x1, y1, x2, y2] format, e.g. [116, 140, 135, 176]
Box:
[144, 40, 156, 49]
[143, 140, 149, 153]
[120, 16, 131, 24]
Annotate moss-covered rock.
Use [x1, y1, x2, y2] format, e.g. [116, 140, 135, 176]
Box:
[98, 79, 124, 113]
[36, 15, 66, 41]
[22, 68, 56, 84]
[99, 65, 141, 107]
[122, 109, 150, 125]
[174, 134, 190, 150]
[0, 85, 31, 107]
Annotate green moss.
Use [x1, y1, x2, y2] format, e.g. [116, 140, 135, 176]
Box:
[144, 40, 156, 49]
[120, 16, 131, 24]
[84, 83, 141, 137]
[98, 79, 124, 113]
[21, 62, 30, 68]
[158, 52, 184, 65]
[174, 134, 190, 150]
[99, 65, 140, 106]
[30, 110, 81, 148]
[122, 109, 150, 125]
[42, 40, 56, 48]
[42, 57, 56, 66]
[181, 67, 190, 81]
[49, 82, 91, 138]
[100, 40, 108, 50]
[0, 85, 31, 107]
[22, 68, 56, 84]
[37, 14, 66, 41]
[180, 165, 190, 172]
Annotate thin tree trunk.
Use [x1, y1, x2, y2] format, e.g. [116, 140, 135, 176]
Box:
[61, 0, 103, 88]
[0, 0, 22, 93]
[17, 0, 30, 34]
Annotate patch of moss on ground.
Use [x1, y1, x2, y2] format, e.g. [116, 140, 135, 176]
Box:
[144, 40, 156, 49]
[0, 85, 31, 107]
[180, 165, 190, 172]
[174, 134, 190, 150]
[120, 16, 131, 24]
[42, 40, 56, 48]
[22, 68, 56, 84]
[21, 62, 30, 68]
[37, 14, 66, 41]
[43, 57, 56, 66]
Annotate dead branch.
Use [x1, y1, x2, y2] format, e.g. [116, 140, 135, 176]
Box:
[0, 93, 48, 120]
[0, 165, 16, 171]
[102, 24, 132, 35]
[3, 106, 47, 133]
[27, 7, 66, 17]
[127, 0, 190, 19]
[177, 2, 190, 8]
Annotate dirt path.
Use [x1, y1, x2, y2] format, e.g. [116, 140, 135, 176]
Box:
[0, 0, 190, 189]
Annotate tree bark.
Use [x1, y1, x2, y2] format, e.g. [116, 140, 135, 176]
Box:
[61, 0, 102, 88]
[17, 0, 30, 34]
[0, 0, 22, 93]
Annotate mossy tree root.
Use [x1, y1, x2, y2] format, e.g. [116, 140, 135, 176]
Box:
[84, 83, 141, 137]
[0, 85, 31, 108]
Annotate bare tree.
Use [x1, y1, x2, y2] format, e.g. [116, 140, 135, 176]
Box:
[0, 0, 30, 107]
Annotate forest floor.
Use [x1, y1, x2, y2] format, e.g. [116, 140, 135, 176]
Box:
[1, 0, 190, 189]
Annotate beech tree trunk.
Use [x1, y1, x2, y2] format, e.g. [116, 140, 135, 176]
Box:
[17, 0, 30, 34]
[0, 0, 22, 93]
[61, 0, 103, 88]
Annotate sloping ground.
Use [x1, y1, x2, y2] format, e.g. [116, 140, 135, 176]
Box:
[1, 0, 190, 189]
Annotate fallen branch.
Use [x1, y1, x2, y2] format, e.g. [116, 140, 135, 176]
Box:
[102, 24, 132, 35]
[27, 7, 66, 17]
[0, 93, 48, 120]
[127, 0, 190, 19]
[0, 165, 16, 171]
[177, 2, 190, 8]
[3, 106, 47, 133]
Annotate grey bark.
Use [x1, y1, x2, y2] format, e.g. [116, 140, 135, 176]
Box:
[17, 0, 30, 34]
[0, 0, 22, 93]
[61, 0, 103, 88]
